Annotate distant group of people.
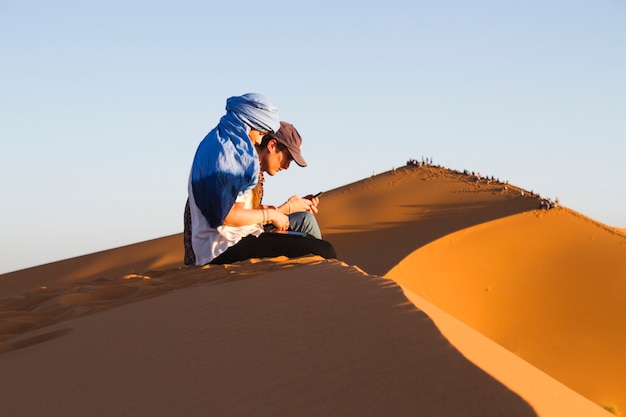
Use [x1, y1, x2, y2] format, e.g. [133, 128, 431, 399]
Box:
[461, 170, 505, 186]
[467, 170, 560, 209]
[519, 189, 559, 210]
[407, 158, 561, 210]
[184, 93, 336, 267]
[540, 197, 559, 210]
[407, 156, 434, 167]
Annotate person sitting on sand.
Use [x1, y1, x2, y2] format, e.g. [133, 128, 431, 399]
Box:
[184, 121, 326, 263]
[184, 93, 336, 266]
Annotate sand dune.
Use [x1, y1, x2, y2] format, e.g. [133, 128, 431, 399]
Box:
[315, 166, 541, 275]
[387, 206, 626, 413]
[0, 258, 538, 417]
[0, 164, 621, 416]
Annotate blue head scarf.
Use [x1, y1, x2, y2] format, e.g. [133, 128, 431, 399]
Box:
[190, 93, 280, 228]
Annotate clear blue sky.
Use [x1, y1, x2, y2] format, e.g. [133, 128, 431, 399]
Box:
[1, 0, 625, 274]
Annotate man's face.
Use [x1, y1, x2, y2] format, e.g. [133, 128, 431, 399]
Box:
[260, 139, 293, 176]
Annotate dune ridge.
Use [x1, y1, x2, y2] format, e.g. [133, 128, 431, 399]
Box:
[400, 286, 610, 417]
[0, 256, 323, 353]
[315, 165, 543, 275]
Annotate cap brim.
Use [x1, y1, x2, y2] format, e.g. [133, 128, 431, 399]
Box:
[287, 146, 307, 167]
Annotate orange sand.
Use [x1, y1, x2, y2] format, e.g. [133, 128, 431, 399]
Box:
[387, 207, 626, 412]
[0, 165, 622, 416]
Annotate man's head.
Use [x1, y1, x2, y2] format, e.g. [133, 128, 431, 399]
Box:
[257, 121, 307, 176]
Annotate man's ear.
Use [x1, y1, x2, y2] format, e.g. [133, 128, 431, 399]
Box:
[267, 138, 279, 152]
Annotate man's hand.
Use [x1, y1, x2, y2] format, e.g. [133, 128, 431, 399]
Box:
[286, 195, 319, 214]
[268, 209, 290, 231]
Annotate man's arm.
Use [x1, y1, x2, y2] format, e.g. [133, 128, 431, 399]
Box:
[223, 202, 290, 230]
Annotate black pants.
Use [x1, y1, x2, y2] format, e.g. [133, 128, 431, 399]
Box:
[210, 233, 337, 265]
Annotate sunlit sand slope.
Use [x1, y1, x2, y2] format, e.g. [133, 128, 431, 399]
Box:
[387, 207, 626, 413]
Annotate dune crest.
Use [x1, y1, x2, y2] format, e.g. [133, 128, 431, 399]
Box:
[0, 256, 324, 353]
[400, 286, 609, 417]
